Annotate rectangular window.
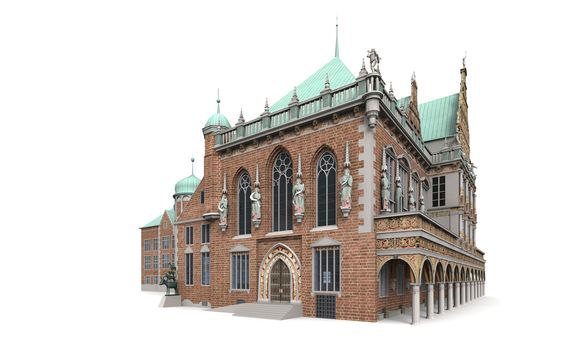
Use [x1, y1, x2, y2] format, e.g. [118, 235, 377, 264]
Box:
[432, 176, 446, 207]
[231, 253, 249, 290]
[145, 276, 150, 284]
[314, 246, 340, 292]
[153, 255, 158, 269]
[200, 191, 205, 204]
[171, 235, 175, 249]
[162, 236, 170, 250]
[201, 224, 210, 244]
[185, 226, 193, 245]
[396, 263, 405, 295]
[144, 239, 150, 251]
[316, 295, 336, 319]
[153, 275, 158, 284]
[162, 254, 170, 268]
[153, 238, 158, 250]
[201, 252, 210, 285]
[185, 253, 194, 285]
[144, 256, 151, 270]
[380, 264, 390, 297]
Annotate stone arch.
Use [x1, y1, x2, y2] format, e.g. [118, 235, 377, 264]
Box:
[258, 243, 301, 303]
[420, 258, 434, 284]
[466, 268, 471, 281]
[378, 258, 415, 297]
[454, 266, 460, 282]
[377, 255, 419, 284]
[434, 261, 445, 284]
[446, 264, 453, 283]
[460, 267, 466, 281]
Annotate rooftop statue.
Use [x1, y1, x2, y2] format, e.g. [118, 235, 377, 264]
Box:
[367, 49, 381, 74]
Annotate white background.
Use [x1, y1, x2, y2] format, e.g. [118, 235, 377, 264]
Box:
[1, 1, 564, 349]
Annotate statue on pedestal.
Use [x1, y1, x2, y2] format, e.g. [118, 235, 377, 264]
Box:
[218, 173, 228, 231]
[293, 154, 305, 222]
[340, 142, 353, 217]
[159, 263, 178, 296]
[250, 164, 261, 228]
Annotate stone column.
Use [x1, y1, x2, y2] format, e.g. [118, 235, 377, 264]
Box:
[427, 284, 434, 319]
[466, 282, 471, 302]
[455, 282, 460, 307]
[447, 283, 454, 310]
[438, 283, 445, 315]
[411, 284, 420, 325]
[474, 282, 478, 299]
[460, 282, 465, 305]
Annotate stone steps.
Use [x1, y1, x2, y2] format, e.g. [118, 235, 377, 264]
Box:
[211, 303, 303, 320]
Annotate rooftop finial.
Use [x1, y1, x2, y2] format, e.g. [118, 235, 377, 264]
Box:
[411, 71, 416, 82]
[290, 86, 299, 104]
[216, 88, 221, 114]
[389, 81, 394, 94]
[191, 156, 195, 175]
[463, 50, 467, 68]
[335, 17, 339, 58]
[264, 98, 269, 112]
[359, 58, 368, 77]
[237, 108, 245, 125]
[324, 74, 330, 89]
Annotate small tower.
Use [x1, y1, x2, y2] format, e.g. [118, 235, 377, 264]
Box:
[174, 157, 201, 215]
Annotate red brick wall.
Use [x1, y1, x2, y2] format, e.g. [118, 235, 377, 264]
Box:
[175, 112, 379, 321]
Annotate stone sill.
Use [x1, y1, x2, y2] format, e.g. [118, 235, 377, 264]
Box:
[232, 234, 252, 240]
[309, 225, 338, 233]
[265, 230, 294, 237]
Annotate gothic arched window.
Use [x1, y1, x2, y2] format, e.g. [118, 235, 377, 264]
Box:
[238, 172, 252, 235]
[317, 152, 337, 226]
[272, 152, 293, 232]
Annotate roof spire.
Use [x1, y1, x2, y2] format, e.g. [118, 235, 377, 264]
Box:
[264, 98, 269, 112]
[216, 88, 221, 114]
[190, 156, 195, 175]
[335, 17, 339, 58]
[237, 108, 245, 125]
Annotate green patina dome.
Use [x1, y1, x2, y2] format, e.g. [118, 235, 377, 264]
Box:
[174, 174, 200, 196]
[204, 112, 231, 128]
[204, 89, 231, 129]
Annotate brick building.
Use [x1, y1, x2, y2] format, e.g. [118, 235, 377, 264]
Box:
[140, 31, 486, 323]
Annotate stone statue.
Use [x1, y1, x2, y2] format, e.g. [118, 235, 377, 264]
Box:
[250, 187, 261, 223]
[292, 177, 305, 222]
[159, 263, 178, 295]
[381, 166, 390, 212]
[367, 49, 381, 74]
[218, 193, 228, 227]
[340, 167, 353, 212]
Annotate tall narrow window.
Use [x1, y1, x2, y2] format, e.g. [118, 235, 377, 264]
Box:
[201, 224, 210, 243]
[317, 152, 337, 226]
[153, 255, 158, 269]
[412, 174, 420, 210]
[201, 252, 210, 285]
[231, 253, 249, 290]
[432, 176, 446, 207]
[272, 152, 293, 232]
[185, 253, 193, 285]
[185, 226, 193, 245]
[238, 172, 252, 235]
[144, 256, 151, 270]
[200, 191, 205, 204]
[399, 161, 409, 211]
[314, 246, 340, 292]
[396, 262, 406, 295]
[152, 238, 158, 250]
[380, 264, 390, 297]
[385, 151, 395, 207]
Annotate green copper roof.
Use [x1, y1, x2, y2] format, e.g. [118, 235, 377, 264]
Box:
[419, 94, 459, 142]
[204, 112, 231, 128]
[141, 208, 175, 229]
[396, 94, 459, 142]
[269, 57, 355, 113]
[174, 174, 200, 196]
[166, 208, 176, 223]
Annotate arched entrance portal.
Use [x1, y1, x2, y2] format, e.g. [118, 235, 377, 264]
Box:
[258, 243, 301, 303]
[270, 260, 291, 303]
